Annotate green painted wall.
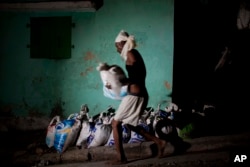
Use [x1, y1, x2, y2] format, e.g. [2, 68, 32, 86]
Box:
[0, 0, 174, 118]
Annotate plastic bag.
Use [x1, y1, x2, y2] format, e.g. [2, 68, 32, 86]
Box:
[45, 116, 60, 148]
[103, 85, 128, 100]
[54, 115, 81, 153]
[62, 119, 81, 152]
[54, 119, 75, 153]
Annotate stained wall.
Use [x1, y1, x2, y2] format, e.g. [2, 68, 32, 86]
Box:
[0, 0, 174, 117]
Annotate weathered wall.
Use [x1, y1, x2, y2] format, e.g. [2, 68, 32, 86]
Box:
[0, 0, 174, 118]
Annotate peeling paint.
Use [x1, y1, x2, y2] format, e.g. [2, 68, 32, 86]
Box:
[84, 51, 95, 61]
[0, 0, 173, 117]
[164, 81, 171, 90]
[80, 66, 94, 76]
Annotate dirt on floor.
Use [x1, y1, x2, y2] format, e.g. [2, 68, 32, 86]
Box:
[1, 129, 250, 167]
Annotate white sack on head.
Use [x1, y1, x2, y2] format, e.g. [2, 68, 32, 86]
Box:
[115, 30, 128, 43]
[97, 62, 128, 100]
[115, 30, 136, 61]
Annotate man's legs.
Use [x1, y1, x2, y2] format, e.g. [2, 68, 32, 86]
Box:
[111, 119, 127, 163]
[127, 124, 167, 158]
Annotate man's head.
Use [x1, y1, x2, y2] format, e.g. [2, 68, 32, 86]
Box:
[114, 30, 136, 61]
[115, 41, 126, 53]
[115, 30, 129, 53]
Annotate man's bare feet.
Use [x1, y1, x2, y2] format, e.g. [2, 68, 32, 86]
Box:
[157, 139, 167, 158]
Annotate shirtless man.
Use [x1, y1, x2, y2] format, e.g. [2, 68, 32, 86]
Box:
[108, 30, 166, 165]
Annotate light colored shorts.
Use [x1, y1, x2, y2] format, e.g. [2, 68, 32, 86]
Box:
[114, 95, 148, 126]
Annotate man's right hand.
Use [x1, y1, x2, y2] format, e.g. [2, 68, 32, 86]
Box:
[105, 83, 112, 89]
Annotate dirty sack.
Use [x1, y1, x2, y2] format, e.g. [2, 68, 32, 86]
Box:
[45, 115, 61, 148]
[96, 62, 128, 100]
[105, 123, 131, 146]
[53, 115, 81, 154]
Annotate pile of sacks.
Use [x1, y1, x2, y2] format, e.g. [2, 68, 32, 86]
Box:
[45, 102, 180, 154]
[45, 104, 114, 154]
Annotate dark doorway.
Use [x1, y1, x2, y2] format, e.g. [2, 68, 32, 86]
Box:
[173, 0, 249, 133]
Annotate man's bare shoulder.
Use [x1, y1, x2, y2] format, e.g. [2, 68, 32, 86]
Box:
[126, 50, 136, 65]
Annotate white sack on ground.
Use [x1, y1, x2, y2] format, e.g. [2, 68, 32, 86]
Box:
[45, 115, 61, 148]
[87, 111, 113, 148]
[105, 123, 131, 146]
[54, 119, 76, 154]
[87, 123, 112, 148]
[128, 118, 150, 143]
[75, 120, 91, 149]
[61, 119, 81, 153]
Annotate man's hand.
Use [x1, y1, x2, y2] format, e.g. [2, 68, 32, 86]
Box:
[105, 83, 112, 89]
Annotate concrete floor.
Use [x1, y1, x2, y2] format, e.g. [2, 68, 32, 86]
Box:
[3, 131, 250, 167]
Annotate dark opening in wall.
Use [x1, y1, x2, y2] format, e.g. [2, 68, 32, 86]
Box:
[29, 16, 72, 59]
